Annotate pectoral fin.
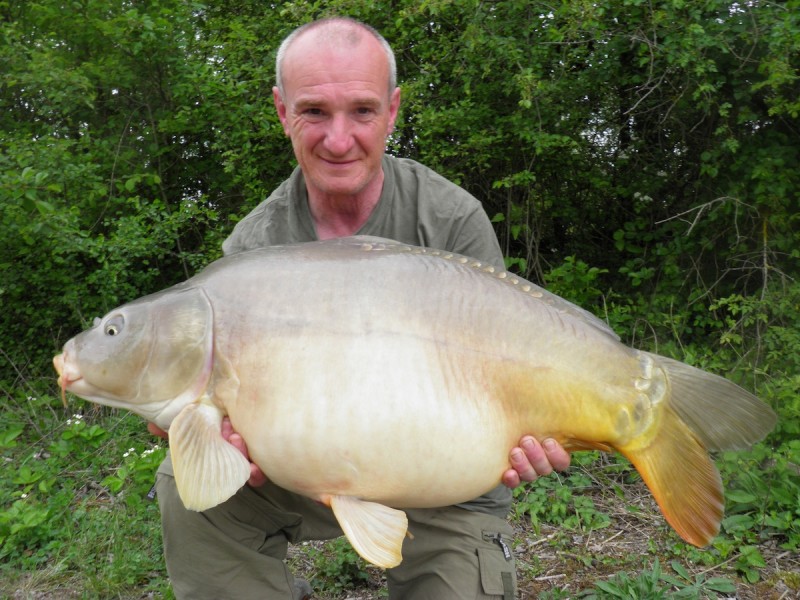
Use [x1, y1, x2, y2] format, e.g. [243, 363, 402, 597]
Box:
[327, 495, 408, 569]
[169, 402, 250, 511]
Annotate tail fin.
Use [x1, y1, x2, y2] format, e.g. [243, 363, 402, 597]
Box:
[621, 412, 724, 546]
[655, 354, 777, 451]
[620, 353, 776, 547]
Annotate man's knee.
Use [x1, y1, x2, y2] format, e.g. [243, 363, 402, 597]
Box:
[155, 456, 301, 599]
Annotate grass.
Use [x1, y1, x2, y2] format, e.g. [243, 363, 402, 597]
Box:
[1, 397, 172, 599]
[2, 393, 799, 599]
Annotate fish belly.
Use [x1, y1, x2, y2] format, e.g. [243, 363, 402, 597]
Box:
[220, 328, 632, 509]
[227, 333, 518, 507]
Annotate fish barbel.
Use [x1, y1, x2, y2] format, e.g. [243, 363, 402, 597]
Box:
[53, 236, 776, 568]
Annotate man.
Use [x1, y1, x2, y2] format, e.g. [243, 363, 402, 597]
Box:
[153, 17, 570, 599]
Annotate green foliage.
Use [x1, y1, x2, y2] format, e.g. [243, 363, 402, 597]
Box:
[0, 400, 170, 597]
[580, 559, 736, 599]
[513, 453, 613, 535]
[306, 537, 373, 595]
[718, 441, 800, 559]
[538, 559, 737, 599]
[544, 256, 610, 315]
[0, 0, 229, 383]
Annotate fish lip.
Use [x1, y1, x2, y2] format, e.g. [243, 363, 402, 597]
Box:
[58, 373, 83, 387]
[53, 352, 82, 407]
[53, 353, 65, 376]
[53, 351, 83, 384]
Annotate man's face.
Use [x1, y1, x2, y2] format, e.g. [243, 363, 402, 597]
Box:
[274, 31, 401, 199]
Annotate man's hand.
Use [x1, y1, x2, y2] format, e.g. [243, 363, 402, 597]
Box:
[147, 422, 169, 440]
[147, 419, 268, 488]
[502, 436, 570, 488]
[220, 417, 268, 487]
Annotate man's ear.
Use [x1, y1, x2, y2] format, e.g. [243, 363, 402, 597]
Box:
[387, 86, 401, 135]
[273, 86, 291, 137]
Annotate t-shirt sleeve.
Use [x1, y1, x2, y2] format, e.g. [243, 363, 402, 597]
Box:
[445, 204, 505, 270]
[389, 158, 504, 269]
[221, 170, 317, 255]
[221, 200, 272, 255]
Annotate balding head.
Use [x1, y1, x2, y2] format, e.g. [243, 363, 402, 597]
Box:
[275, 17, 397, 97]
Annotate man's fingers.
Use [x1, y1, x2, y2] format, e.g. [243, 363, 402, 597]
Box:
[148, 422, 168, 440]
[248, 465, 268, 488]
[503, 436, 572, 488]
[541, 437, 571, 471]
[502, 441, 542, 488]
[227, 432, 249, 458]
[502, 463, 524, 489]
[221, 416, 234, 440]
[221, 417, 267, 487]
[149, 416, 267, 487]
[520, 436, 554, 479]
[222, 417, 251, 459]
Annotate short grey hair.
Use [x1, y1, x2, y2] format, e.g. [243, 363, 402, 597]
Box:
[275, 17, 397, 97]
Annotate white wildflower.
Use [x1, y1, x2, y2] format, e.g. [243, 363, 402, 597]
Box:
[141, 446, 159, 457]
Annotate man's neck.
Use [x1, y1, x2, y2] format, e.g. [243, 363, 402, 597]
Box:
[313, 209, 374, 239]
[308, 171, 384, 240]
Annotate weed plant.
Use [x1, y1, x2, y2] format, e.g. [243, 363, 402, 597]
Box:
[579, 559, 737, 599]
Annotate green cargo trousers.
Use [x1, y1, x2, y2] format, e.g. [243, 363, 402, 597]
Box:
[156, 452, 517, 599]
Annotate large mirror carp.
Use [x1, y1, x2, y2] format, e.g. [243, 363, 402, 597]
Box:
[54, 236, 776, 568]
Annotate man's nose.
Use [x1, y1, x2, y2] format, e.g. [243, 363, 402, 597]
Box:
[322, 113, 354, 156]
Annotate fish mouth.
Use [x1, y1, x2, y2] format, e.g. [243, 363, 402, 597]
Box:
[53, 352, 81, 408]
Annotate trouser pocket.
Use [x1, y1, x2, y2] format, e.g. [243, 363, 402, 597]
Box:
[478, 532, 517, 599]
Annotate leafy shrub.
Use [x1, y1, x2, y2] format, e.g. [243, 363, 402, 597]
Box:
[307, 537, 372, 594]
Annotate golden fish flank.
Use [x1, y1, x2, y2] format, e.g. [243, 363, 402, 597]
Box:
[54, 235, 777, 569]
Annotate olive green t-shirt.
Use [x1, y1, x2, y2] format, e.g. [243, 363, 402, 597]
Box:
[222, 154, 511, 517]
[223, 155, 504, 270]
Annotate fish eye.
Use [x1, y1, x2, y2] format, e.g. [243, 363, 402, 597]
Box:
[104, 315, 125, 337]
